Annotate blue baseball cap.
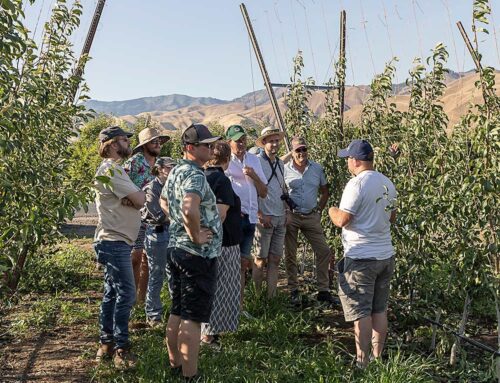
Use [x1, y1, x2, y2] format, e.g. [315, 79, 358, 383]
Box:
[338, 139, 374, 161]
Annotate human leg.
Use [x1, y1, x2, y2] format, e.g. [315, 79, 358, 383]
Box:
[239, 216, 256, 306]
[252, 223, 272, 293]
[284, 213, 300, 293]
[266, 215, 286, 298]
[267, 254, 280, 298]
[165, 248, 182, 367]
[144, 228, 169, 321]
[354, 316, 372, 368]
[301, 212, 331, 292]
[371, 311, 388, 358]
[178, 319, 201, 377]
[166, 314, 182, 367]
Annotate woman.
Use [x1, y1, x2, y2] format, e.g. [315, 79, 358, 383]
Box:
[201, 141, 242, 347]
[141, 156, 176, 326]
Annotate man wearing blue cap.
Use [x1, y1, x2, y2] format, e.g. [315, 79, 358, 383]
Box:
[329, 139, 397, 369]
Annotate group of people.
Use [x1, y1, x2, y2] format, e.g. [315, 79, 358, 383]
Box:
[92, 122, 397, 379]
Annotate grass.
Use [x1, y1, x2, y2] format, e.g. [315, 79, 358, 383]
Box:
[1, 240, 496, 382]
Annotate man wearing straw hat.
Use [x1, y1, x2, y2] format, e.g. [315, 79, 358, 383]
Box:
[124, 127, 170, 304]
[253, 127, 289, 298]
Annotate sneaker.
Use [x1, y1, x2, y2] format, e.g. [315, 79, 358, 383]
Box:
[95, 342, 114, 362]
[290, 289, 300, 306]
[113, 348, 137, 370]
[317, 291, 341, 305]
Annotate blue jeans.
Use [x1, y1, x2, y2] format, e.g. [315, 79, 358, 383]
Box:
[144, 225, 170, 321]
[94, 240, 136, 350]
[240, 214, 256, 259]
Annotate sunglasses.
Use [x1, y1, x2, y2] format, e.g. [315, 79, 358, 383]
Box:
[194, 142, 214, 149]
[294, 147, 308, 153]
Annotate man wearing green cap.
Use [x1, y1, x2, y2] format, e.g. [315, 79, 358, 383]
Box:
[225, 125, 267, 309]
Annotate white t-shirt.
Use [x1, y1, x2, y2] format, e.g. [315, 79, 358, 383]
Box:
[339, 170, 397, 260]
[225, 152, 266, 224]
[94, 159, 142, 245]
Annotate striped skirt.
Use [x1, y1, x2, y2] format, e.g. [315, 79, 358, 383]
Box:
[201, 245, 241, 335]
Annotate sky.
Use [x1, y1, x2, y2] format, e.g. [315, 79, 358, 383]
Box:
[24, 0, 500, 101]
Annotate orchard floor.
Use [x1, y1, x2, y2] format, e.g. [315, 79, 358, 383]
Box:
[0, 219, 496, 382]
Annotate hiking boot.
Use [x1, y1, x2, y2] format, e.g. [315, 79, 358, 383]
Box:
[317, 291, 340, 306]
[113, 348, 138, 370]
[290, 289, 300, 306]
[95, 342, 114, 362]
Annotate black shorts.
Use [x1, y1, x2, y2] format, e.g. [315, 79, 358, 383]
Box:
[166, 248, 217, 323]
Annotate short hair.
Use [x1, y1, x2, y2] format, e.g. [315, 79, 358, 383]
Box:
[98, 136, 119, 158]
[206, 141, 231, 166]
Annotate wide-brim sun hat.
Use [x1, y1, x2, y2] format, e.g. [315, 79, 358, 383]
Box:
[133, 127, 170, 153]
[255, 126, 285, 148]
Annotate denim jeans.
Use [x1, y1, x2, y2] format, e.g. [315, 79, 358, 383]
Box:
[144, 225, 170, 321]
[94, 240, 136, 350]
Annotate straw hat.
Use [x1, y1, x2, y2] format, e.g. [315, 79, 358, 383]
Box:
[133, 127, 170, 153]
[255, 126, 285, 148]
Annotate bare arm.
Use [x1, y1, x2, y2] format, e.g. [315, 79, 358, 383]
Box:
[318, 184, 329, 211]
[123, 190, 145, 210]
[328, 206, 353, 228]
[281, 151, 293, 164]
[182, 193, 212, 245]
[217, 203, 230, 223]
[160, 198, 170, 221]
[243, 166, 268, 198]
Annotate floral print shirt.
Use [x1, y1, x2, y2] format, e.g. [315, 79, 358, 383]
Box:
[123, 152, 154, 189]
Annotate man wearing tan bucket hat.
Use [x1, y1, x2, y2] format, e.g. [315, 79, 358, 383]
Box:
[124, 127, 170, 304]
[253, 127, 289, 298]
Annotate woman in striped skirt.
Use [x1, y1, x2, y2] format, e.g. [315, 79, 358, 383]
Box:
[201, 141, 242, 348]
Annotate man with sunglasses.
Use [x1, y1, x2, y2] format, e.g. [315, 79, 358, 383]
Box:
[161, 124, 222, 380]
[225, 125, 268, 311]
[284, 136, 335, 306]
[124, 127, 170, 305]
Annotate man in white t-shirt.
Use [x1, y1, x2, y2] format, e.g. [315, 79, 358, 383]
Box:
[225, 125, 267, 309]
[328, 139, 397, 369]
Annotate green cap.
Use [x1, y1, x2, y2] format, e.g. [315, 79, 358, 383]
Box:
[226, 125, 246, 141]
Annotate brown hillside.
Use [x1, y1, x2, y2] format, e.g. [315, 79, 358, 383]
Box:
[120, 72, 498, 130]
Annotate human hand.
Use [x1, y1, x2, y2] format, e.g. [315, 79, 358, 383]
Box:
[193, 227, 214, 245]
[389, 143, 400, 158]
[243, 166, 257, 180]
[121, 197, 134, 207]
[258, 214, 273, 228]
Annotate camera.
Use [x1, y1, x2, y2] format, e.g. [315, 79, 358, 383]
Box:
[281, 193, 298, 211]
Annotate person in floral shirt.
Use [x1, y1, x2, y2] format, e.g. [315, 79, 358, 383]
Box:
[124, 127, 169, 304]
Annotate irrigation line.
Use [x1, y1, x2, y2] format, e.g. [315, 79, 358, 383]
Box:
[425, 318, 500, 357]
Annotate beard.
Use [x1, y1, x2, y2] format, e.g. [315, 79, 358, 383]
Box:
[117, 145, 132, 159]
[144, 145, 160, 157]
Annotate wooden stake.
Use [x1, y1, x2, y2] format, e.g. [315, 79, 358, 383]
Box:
[339, 10, 346, 139]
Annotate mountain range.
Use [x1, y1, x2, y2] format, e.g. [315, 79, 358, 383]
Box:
[85, 70, 497, 130]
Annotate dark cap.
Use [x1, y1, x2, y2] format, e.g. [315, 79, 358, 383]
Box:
[291, 136, 307, 150]
[155, 156, 177, 168]
[182, 124, 220, 145]
[226, 125, 246, 141]
[99, 126, 133, 143]
[338, 139, 374, 161]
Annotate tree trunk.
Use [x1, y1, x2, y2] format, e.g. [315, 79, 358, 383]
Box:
[7, 245, 30, 294]
[449, 292, 471, 366]
[492, 286, 500, 383]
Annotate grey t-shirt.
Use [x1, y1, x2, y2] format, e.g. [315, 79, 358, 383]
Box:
[257, 153, 286, 217]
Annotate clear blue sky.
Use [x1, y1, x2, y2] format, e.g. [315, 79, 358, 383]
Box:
[25, 0, 500, 101]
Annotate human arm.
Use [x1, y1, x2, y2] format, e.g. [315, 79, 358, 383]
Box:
[160, 197, 169, 219]
[181, 192, 212, 245]
[143, 184, 168, 224]
[217, 203, 230, 223]
[281, 151, 293, 164]
[390, 209, 397, 224]
[328, 206, 353, 228]
[124, 190, 145, 210]
[243, 166, 268, 198]
[317, 184, 329, 212]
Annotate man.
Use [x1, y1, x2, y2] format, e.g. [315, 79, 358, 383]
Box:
[253, 127, 289, 298]
[124, 127, 170, 304]
[284, 136, 335, 305]
[328, 139, 397, 368]
[94, 126, 145, 369]
[161, 123, 222, 380]
[225, 125, 267, 307]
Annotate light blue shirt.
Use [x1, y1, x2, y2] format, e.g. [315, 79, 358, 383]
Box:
[284, 160, 327, 214]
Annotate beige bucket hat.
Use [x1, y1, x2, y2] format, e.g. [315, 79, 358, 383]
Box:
[133, 127, 170, 153]
[255, 126, 285, 148]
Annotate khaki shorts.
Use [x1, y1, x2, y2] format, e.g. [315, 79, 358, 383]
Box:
[253, 215, 286, 259]
[338, 256, 395, 322]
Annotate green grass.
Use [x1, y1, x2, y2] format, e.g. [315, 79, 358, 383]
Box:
[1, 240, 496, 382]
